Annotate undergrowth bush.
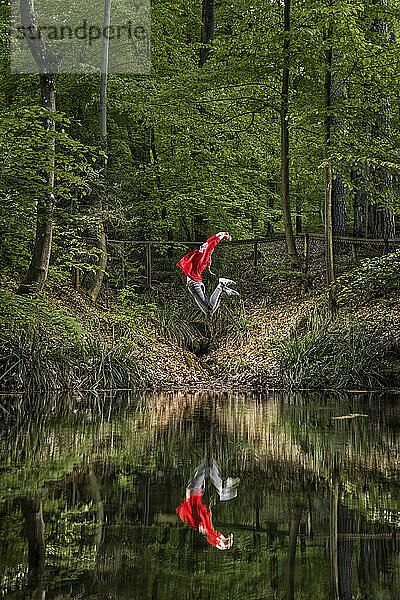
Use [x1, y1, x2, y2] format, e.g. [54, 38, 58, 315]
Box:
[334, 250, 400, 307]
[274, 310, 393, 389]
[207, 299, 252, 346]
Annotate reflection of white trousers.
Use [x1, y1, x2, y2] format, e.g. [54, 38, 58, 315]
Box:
[187, 458, 222, 491]
[187, 280, 223, 316]
[187, 458, 239, 501]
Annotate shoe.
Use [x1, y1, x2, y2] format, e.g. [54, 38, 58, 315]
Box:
[219, 477, 240, 501]
[219, 278, 236, 287]
[220, 486, 238, 501]
[223, 287, 240, 297]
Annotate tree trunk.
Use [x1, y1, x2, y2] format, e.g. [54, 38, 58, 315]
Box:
[368, 67, 395, 239]
[281, 0, 302, 270]
[193, 0, 215, 240]
[352, 168, 368, 237]
[354, 0, 396, 240]
[368, 203, 395, 238]
[17, 0, 59, 294]
[332, 174, 346, 235]
[100, 0, 110, 142]
[330, 60, 347, 247]
[199, 0, 215, 67]
[88, 219, 107, 303]
[295, 196, 302, 234]
[332, 172, 347, 253]
[88, 0, 111, 303]
[324, 42, 336, 309]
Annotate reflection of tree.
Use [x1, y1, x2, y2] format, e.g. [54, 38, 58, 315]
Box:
[87, 468, 104, 550]
[18, 498, 46, 589]
[330, 478, 339, 600]
[284, 510, 301, 600]
[338, 502, 354, 600]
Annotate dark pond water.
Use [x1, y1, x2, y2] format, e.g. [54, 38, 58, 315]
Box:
[1, 390, 400, 600]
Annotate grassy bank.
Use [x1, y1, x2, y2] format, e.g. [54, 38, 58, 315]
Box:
[0, 285, 206, 391]
[205, 250, 400, 389]
[2, 250, 400, 391]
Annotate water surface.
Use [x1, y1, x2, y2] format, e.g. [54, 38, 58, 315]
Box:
[1, 390, 400, 599]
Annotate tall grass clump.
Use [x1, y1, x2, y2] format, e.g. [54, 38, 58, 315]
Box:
[151, 303, 202, 349]
[74, 336, 149, 389]
[274, 310, 393, 389]
[0, 289, 152, 391]
[113, 286, 204, 351]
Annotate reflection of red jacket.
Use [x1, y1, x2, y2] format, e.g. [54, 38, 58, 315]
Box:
[176, 493, 222, 548]
[177, 234, 222, 282]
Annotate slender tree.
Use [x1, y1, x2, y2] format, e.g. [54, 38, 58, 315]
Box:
[88, 0, 111, 303]
[353, 168, 368, 237]
[324, 38, 336, 309]
[199, 0, 215, 67]
[17, 0, 61, 294]
[281, 0, 302, 269]
[193, 0, 215, 240]
[353, 0, 395, 240]
[331, 66, 347, 246]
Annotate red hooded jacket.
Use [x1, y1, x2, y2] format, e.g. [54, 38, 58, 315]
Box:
[177, 234, 222, 282]
[176, 492, 222, 548]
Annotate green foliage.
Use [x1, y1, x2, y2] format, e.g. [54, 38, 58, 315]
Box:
[76, 336, 149, 389]
[334, 250, 400, 307]
[2, 0, 400, 289]
[0, 288, 86, 339]
[0, 288, 151, 391]
[274, 310, 393, 389]
[0, 106, 99, 278]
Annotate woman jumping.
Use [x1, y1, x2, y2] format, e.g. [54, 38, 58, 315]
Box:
[177, 231, 239, 316]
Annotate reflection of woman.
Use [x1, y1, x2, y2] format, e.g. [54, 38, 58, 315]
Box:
[177, 232, 239, 316]
[176, 458, 239, 550]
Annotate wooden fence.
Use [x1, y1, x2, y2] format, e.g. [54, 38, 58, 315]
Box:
[81, 233, 400, 289]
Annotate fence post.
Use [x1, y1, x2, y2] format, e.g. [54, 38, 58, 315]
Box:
[351, 243, 357, 260]
[254, 241, 258, 268]
[122, 256, 126, 288]
[384, 238, 389, 254]
[145, 242, 152, 288]
[303, 234, 309, 272]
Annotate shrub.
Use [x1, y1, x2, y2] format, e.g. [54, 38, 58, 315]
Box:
[274, 311, 393, 389]
[333, 250, 400, 307]
[151, 303, 202, 349]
